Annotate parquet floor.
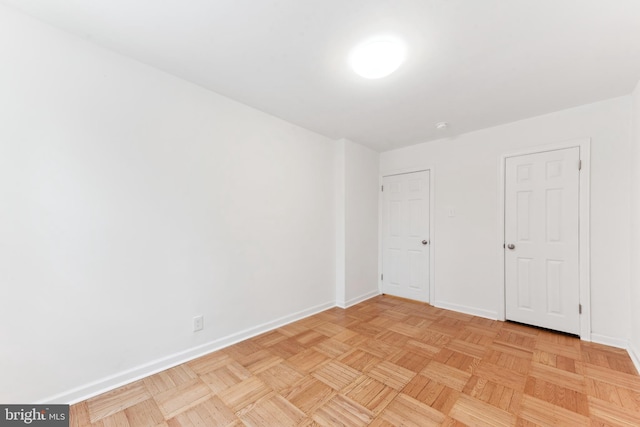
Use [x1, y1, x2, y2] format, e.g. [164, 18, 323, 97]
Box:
[70, 296, 640, 426]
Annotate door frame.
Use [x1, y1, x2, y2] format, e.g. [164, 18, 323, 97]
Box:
[497, 138, 591, 340]
[379, 167, 436, 303]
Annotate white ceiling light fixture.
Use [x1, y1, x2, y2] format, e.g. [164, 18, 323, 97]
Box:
[349, 37, 406, 79]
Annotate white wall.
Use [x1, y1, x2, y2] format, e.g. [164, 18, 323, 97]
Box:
[630, 81, 640, 371]
[335, 139, 380, 307]
[381, 97, 632, 343]
[0, 5, 337, 403]
[344, 140, 380, 305]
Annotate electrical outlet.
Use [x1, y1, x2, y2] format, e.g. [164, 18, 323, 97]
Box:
[193, 315, 204, 332]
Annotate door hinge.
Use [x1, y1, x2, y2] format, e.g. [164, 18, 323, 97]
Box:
[503, 243, 506, 249]
[381, 273, 384, 281]
[579, 304, 582, 314]
[578, 160, 582, 171]
[381, 185, 384, 192]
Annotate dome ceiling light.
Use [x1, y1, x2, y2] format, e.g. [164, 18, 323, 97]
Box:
[349, 37, 406, 79]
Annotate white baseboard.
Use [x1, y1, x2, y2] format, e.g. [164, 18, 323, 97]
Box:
[628, 342, 640, 375]
[337, 290, 381, 309]
[39, 300, 335, 405]
[433, 300, 498, 320]
[590, 333, 628, 350]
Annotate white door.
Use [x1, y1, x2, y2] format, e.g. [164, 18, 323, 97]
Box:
[382, 171, 430, 302]
[505, 147, 580, 335]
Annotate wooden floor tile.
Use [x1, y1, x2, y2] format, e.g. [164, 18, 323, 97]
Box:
[375, 330, 410, 348]
[434, 348, 481, 373]
[87, 380, 151, 422]
[367, 360, 415, 390]
[379, 393, 446, 427]
[199, 360, 251, 394]
[223, 340, 262, 359]
[588, 395, 640, 426]
[144, 365, 198, 395]
[350, 322, 384, 338]
[446, 338, 487, 359]
[313, 321, 347, 337]
[484, 348, 531, 374]
[343, 375, 398, 415]
[585, 363, 640, 392]
[357, 338, 398, 359]
[529, 361, 586, 393]
[402, 374, 459, 415]
[475, 361, 528, 392]
[69, 295, 640, 426]
[97, 410, 130, 427]
[312, 338, 352, 358]
[166, 396, 237, 427]
[338, 348, 382, 373]
[217, 376, 272, 413]
[420, 330, 453, 348]
[462, 376, 522, 414]
[277, 322, 309, 338]
[287, 349, 329, 373]
[267, 337, 307, 359]
[524, 375, 589, 415]
[403, 339, 441, 359]
[123, 399, 164, 427]
[239, 394, 305, 427]
[368, 314, 402, 329]
[388, 322, 425, 338]
[490, 340, 535, 361]
[532, 349, 579, 373]
[421, 361, 471, 392]
[256, 362, 305, 393]
[312, 394, 373, 427]
[312, 361, 361, 391]
[582, 342, 638, 374]
[281, 376, 334, 414]
[294, 330, 329, 347]
[251, 330, 288, 348]
[535, 339, 581, 360]
[449, 394, 516, 427]
[187, 352, 233, 376]
[69, 402, 91, 427]
[237, 349, 283, 374]
[388, 350, 432, 373]
[519, 394, 590, 426]
[154, 378, 212, 419]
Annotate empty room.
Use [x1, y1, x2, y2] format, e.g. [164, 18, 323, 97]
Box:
[2, 0, 640, 425]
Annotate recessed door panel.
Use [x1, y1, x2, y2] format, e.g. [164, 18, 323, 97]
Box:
[408, 199, 422, 237]
[546, 260, 563, 314]
[390, 201, 401, 237]
[517, 191, 532, 241]
[546, 189, 562, 243]
[388, 248, 401, 287]
[517, 258, 532, 309]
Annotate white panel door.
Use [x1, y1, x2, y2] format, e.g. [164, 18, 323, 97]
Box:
[382, 171, 430, 302]
[505, 148, 580, 334]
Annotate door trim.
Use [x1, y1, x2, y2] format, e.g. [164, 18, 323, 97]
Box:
[497, 138, 591, 340]
[379, 167, 436, 303]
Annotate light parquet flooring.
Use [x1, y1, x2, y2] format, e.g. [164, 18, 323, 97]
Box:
[71, 296, 640, 426]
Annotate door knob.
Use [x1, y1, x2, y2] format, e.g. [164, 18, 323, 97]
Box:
[507, 243, 515, 250]
[422, 240, 429, 245]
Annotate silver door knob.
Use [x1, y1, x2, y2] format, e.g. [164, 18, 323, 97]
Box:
[507, 243, 515, 250]
[422, 240, 429, 245]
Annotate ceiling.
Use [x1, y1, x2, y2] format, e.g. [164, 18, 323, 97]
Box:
[3, 0, 640, 151]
